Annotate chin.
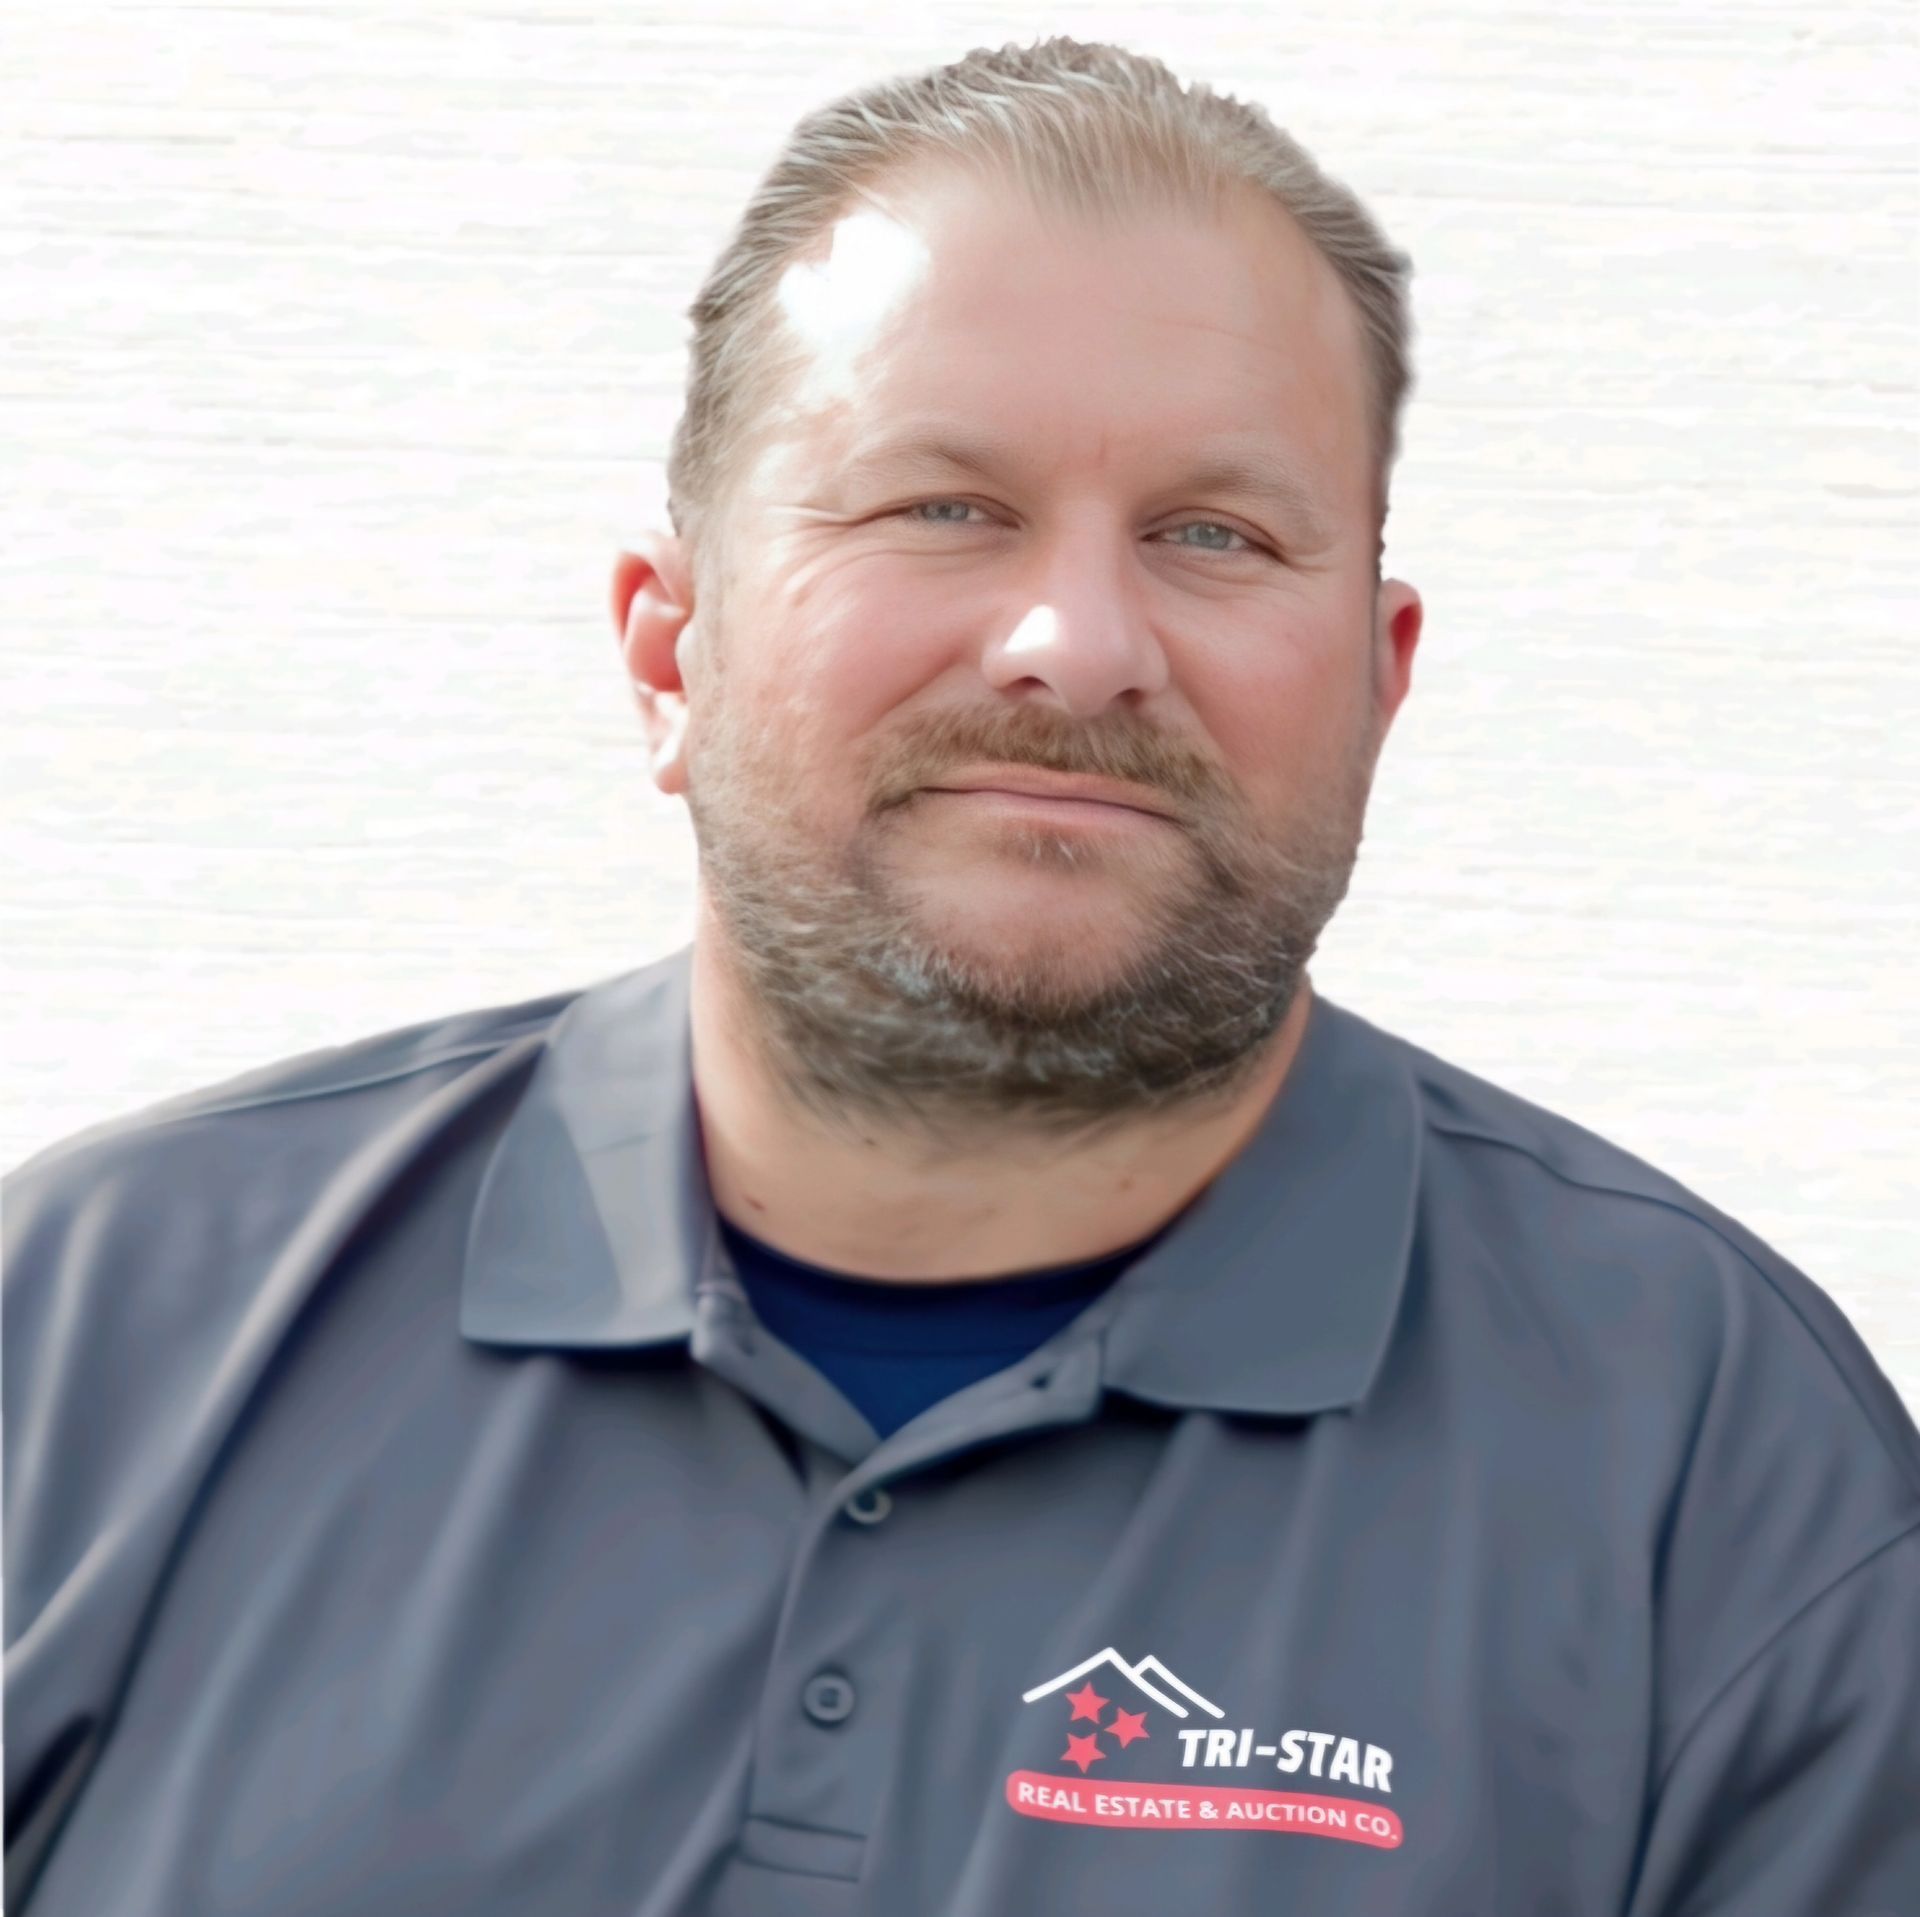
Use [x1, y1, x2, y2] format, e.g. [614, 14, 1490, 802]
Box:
[905, 879, 1164, 983]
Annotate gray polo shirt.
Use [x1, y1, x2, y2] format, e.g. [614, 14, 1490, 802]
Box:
[6, 942, 1917, 1916]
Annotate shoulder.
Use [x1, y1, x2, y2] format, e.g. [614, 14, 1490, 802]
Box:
[4, 976, 588, 1254]
[9, 978, 581, 1196]
[1365, 1009, 1920, 1755]
[1383, 1013, 1916, 1491]
[4, 979, 581, 1336]
[1, 974, 598, 1641]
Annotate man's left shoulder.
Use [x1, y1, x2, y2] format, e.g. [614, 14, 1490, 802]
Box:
[1376, 1016, 1920, 1751]
[1388, 1019, 1916, 1485]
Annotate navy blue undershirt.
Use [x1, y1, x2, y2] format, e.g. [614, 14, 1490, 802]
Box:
[718, 1213, 1166, 1440]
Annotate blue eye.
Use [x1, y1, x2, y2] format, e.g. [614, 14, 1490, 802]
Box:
[1166, 520, 1253, 554]
[901, 500, 984, 526]
[897, 501, 1271, 557]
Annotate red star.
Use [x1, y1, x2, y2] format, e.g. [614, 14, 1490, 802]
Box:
[1061, 1732, 1106, 1773]
[1064, 1681, 1109, 1723]
[1108, 1708, 1149, 1747]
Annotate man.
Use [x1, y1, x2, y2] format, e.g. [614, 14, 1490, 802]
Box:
[5, 33, 1916, 1917]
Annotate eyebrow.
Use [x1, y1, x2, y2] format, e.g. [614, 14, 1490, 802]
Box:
[833, 427, 1337, 544]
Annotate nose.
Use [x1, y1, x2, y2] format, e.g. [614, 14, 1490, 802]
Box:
[977, 525, 1172, 717]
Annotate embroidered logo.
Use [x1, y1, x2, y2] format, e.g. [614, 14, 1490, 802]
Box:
[1004, 1646, 1403, 1849]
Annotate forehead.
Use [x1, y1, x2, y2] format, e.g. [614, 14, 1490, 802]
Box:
[747, 168, 1373, 520]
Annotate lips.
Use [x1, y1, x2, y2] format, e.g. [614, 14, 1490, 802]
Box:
[923, 769, 1175, 821]
[936, 788, 1166, 824]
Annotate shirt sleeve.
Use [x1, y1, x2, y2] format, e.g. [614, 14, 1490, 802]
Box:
[1624, 1519, 1920, 1917]
[3, 1127, 164, 1908]
[4, 1109, 288, 1907]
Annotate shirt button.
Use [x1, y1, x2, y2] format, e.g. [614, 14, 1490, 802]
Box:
[801, 1671, 857, 1727]
[843, 1486, 892, 1526]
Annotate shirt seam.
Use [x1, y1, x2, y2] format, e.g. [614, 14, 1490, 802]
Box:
[1424, 1115, 1920, 1503]
[1653, 1509, 1920, 1795]
[740, 1811, 867, 1842]
[184, 1034, 540, 1116]
[16, 1024, 557, 1175]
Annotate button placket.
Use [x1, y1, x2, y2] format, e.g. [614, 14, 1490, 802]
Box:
[744, 1489, 916, 1878]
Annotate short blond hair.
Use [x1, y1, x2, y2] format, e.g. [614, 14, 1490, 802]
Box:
[665, 34, 1415, 600]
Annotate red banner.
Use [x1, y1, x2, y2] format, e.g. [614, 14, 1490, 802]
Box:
[1005, 1770, 1403, 1848]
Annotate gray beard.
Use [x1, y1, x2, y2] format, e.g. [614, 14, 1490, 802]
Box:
[683, 693, 1375, 1144]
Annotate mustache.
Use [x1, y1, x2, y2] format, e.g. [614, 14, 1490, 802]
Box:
[866, 706, 1225, 819]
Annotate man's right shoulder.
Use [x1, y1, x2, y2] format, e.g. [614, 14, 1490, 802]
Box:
[0, 974, 609, 1647]
[0, 983, 595, 1375]
[4, 977, 590, 1208]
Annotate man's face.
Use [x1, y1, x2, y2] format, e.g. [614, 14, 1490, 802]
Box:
[672, 169, 1420, 1132]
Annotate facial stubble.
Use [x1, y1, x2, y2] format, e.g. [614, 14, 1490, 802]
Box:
[683, 662, 1377, 1144]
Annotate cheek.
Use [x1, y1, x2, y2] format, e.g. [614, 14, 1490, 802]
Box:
[1181, 620, 1367, 808]
[810, 627, 940, 725]
[706, 610, 948, 830]
[779, 592, 960, 752]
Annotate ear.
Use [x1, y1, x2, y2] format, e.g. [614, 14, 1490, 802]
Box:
[1370, 576, 1422, 744]
[611, 530, 698, 799]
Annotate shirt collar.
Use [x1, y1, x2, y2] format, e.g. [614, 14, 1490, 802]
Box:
[461, 941, 1422, 1416]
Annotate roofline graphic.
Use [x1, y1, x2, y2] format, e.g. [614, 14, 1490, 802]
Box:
[1021, 1647, 1224, 1720]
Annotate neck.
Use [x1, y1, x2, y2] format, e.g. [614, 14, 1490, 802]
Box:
[686, 924, 1316, 1283]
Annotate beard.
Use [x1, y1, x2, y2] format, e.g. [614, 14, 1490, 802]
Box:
[682, 675, 1378, 1143]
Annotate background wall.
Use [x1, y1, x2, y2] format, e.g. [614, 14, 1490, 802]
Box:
[6, 1, 1915, 1412]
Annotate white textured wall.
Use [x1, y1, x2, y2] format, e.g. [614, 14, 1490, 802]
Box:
[6, 3, 1916, 1413]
